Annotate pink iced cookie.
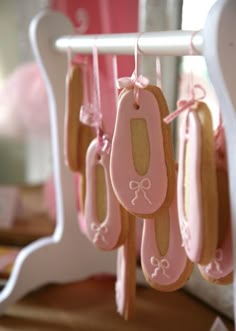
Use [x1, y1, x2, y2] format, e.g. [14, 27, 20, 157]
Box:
[199, 225, 233, 284]
[110, 86, 175, 218]
[177, 102, 218, 264]
[141, 174, 193, 292]
[199, 125, 233, 284]
[85, 138, 128, 250]
[115, 214, 136, 320]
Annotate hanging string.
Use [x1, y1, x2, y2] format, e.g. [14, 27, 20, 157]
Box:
[156, 56, 162, 88]
[187, 31, 199, 94]
[66, 36, 73, 68]
[79, 39, 111, 155]
[117, 33, 149, 107]
[112, 55, 119, 104]
[81, 57, 91, 108]
[164, 31, 206, 124]
[92, 40, 101, 118]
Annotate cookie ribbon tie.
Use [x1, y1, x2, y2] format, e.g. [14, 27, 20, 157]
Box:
[117, 71, 149, 106]
[164, 84, 206, 124]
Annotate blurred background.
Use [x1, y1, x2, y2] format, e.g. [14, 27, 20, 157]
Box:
[0, 0, 232, 321]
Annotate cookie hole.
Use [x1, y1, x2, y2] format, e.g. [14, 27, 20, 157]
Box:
[133, 102, 140, 110]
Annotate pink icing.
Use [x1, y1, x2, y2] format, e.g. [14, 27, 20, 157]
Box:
[199, 124, 233, 280]
[110, 88, 168, 216]
[85, 138, 124, 250]
[199, 224, 233, 279]
[177, 111, 203, 262]
[141, 178, 191, 289]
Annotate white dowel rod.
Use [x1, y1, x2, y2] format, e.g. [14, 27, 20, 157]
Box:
[54, 30, 203, 56]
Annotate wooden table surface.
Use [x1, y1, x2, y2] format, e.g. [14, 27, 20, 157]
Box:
[0, 276, 234, 331]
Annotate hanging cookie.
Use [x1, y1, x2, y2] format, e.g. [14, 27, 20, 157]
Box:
[115, 213, 136, 320]
[84, 137, 129, 250]
[110, 82, 175, 218]
[64, 62, 94, 172]
[141, 169, 193, 291]
[82, 44, 128, 250]
[177, 98, 218, 264]
[198, 122, 233, 284]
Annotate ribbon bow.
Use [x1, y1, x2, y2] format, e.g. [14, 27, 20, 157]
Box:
[180, 220, 191, 252]
[129, 177, 152, 206]
[80, 104, 102, 127]
[117, 71, 149, 89]
[117, 71, 149, 105]
[164, 84, 206, 124]
[91, 223, 108, 245]
[97, 131, 111, 155]
[205, 249, 223, 274]
[150, 256, 170, 279]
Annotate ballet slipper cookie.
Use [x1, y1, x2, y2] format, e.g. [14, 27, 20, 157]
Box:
[84, 138, 128, 250]
[64, 63, 94, 172]
[77, 124, 95, 215]
[199, 125, 233, 284]
[110, 85, 175, 218]
[141, 173, 193, 292]
[116, 214, 136, 320]
[178, 102, 218, 264]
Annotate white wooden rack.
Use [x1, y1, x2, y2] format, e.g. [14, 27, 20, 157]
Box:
[0, 0, 235, 320]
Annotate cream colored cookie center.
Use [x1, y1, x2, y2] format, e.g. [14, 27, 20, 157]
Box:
[96, 164, 107, 223]
[130, 119, 150, 176]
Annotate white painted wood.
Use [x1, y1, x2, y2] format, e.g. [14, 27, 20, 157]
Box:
[0, 10, 115, 315]
[55, 30, 203, 56]
[203, 0, 236, 321]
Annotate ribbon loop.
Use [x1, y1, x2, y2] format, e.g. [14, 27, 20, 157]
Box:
[164, 84, 206, 124]
[80, 104, 102, 127]
[117, 71, 149, 90]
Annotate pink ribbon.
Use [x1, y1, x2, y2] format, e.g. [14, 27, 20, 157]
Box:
[117, 71, 149, 105]
[80, 104, 102, 127]
[164, 84, 206, 124]
[98, 132, 111, 155]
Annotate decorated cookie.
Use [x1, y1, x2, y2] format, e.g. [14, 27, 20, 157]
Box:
[64, 63, 94, 172]
[110, 85, 175, 218]
[177, 102, 218, 264]
[115, 213, 136, 320]
[199, 124, 233, 284]
[84, 138, 128, 250]
[141, 171, 193, 292]
[77, 123, 95, 215]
